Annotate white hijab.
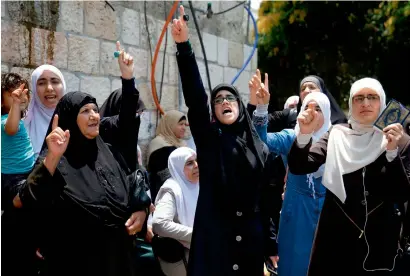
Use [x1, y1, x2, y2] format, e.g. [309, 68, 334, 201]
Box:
[155, 147, 199, 228]
[24, 65, 66, 156]
[295, 92, 332, 180]
[284, 95, 300, 110]
[323, 78, 387, 203]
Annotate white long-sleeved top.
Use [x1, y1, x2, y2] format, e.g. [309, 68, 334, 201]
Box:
[152, 191, 193, 249]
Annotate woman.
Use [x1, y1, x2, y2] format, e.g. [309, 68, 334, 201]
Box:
[153, 147, 200, 276]
[148, 110, 187, 201]
[171, 6, 278, 275]
[283, 95, 299, 110]
[288, 77, 410, 275]
[252, 80, 331, 276]
[248, 71, 346, 132]
[25, 64, 66, 159]
[17, 46, 151, 276]
[99, 87, 146, 173]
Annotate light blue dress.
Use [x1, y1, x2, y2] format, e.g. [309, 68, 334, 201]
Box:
[253, 112, 326, 276]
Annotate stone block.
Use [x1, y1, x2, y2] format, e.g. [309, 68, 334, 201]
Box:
[2, 1, 6, 18]
[122, 8, 140, 46]
[85, 1, 118, 41]
[243, 44, 253, 72]
[202, 32, 218, 62]
[7, 1, 59, 30]
[2, 64, 9, 73]
[160, 85, 178, 111]
[137, 82, 156, 110]
[68, 35, 100, 74]
[189, 33, 204, 60]
[31, 28, 68, 69]
[1, 20, 29, 65]
[196, 60, 209, 89]
[147, 52, 168, 83]
[80, 76, 111, 105]
[111, 78, 122, 92]
[223, 67, 238, 84]
[168, 54, 179, 86]
[139, 13, 157, 51]
[228, 41, 244, 69]
[217, 37, 229, 66]
[235, 70, 250, 94]
[139, 110, 157, 140]
[10, 67, 34, 89]
[60, 1, 83, 33]
[61, 70, 80, 93]
[100, 41, 120, 77]
[128, 47, 148, 80]
[209, 63, 224, 89]
[252, 48, 258, 71]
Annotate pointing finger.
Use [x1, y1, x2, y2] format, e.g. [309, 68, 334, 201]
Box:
[179, 5, 185, 21]
[264, 73, 269, 88]
[52, 115, 59, 131]
[116, 41, 121, 51]
[256, 69, 261, 81]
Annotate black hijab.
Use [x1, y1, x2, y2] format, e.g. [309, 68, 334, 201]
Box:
[298, 75, 347, 124]
[100, 88, 146, 117]
[41, 92, 134, 228]
[210, 84, 269, 210]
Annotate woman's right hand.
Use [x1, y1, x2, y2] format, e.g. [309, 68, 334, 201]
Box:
[46, 115, 70, 158]
[297, 103, 319, 134]
[171, 5, 189, 43]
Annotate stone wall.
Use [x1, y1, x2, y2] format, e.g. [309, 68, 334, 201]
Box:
[1, 1, 258, 164]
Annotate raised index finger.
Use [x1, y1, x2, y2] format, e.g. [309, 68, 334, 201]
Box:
[116, 41, 121, 52]
[179, 5, 185, 21]
[52, 114, 59, 131]
[18, 83, 25, 90]
[264, 73, 269, 88]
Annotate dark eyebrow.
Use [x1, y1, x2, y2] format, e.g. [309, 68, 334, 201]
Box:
[37, 77, 60, 82]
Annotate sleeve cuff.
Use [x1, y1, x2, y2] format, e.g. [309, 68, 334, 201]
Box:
[121, 77, 136, 89]
[176, 40, 193, 55]
[255, 104, 269, 116]
[386, 148, 398, 162]
[296, 133, 312, 146]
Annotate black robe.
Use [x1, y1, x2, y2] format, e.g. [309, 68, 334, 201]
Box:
[18, 79, 149, 276]
[176, 41, 278, 276]
[287, 126, 410, 276]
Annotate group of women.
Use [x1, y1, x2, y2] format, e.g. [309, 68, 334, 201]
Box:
[1, 5, 409, 276]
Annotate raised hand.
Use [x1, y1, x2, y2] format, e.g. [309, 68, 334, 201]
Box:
[46, 115, 70, 158]
[11, 83, 29, 106]
[297, 102, 319, 134]
[116, 41, 134, 80]
[384, 123, 404, 151]
[256, 72, 270, 105]
[171, 5, 189, 43]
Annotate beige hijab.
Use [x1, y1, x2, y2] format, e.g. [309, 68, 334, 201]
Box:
[147, 110, 187, 160]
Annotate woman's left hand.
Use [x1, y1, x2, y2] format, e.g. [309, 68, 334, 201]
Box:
[116, 41, 134, 80]
[125, 210, 146, 235]
[384, 123, 404, 151]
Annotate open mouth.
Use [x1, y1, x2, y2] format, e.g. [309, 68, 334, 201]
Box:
[44, 95, 57, 102]
[222, 107, 232, 115]
[88, 122, 98, 127]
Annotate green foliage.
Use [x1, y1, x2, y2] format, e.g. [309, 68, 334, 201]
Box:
[257, 1, 410, 110]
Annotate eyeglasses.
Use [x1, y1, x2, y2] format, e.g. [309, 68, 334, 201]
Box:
[353, 94, 380, 104]
[213, 95, 237, 105]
